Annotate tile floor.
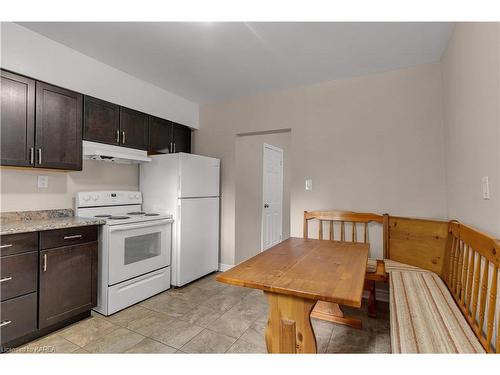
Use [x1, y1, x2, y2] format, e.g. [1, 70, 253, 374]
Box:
[12, 272, 391, 354]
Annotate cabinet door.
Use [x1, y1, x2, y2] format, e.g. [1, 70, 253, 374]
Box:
[83, 96, 120, 145]
[35, 82, 83, 170]
[148, 116, 173, 154]
[119, 107, 149, 150]
[172, 123, 191, 153]
[39, 242, 97, 329]
[0, 70, 35, 167]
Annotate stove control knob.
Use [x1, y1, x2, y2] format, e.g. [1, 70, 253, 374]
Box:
[83, 195, 90, 202]
[92, 195, 99, 201]
[135, 193, 140, 199]
[128, 194, 134, 200]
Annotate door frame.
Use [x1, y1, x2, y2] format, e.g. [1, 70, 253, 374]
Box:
[261, 143, 284, 252]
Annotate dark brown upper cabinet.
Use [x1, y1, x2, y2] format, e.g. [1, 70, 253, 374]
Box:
[119, 107, 149, 150]
[172, 122, 191, 153]
[35, 82, 83, 171]
[83, 96, 120, 145]
[0, 70, 35, 167]
[148, 117, 191, 155]
[148, 116, 173, 154]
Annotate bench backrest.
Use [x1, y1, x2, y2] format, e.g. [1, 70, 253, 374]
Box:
[445, 221, 500, 353]
[387, 216, 449, 276]
[303, 210, 388, 257]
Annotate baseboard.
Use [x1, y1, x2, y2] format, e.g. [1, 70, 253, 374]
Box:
[218, 263, 234, 272]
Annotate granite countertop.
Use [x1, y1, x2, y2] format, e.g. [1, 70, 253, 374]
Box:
[0, 209, 105, 236]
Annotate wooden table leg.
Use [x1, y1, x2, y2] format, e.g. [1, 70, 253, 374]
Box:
[264, 292, 317, 353]
[310, 301, 363, 329]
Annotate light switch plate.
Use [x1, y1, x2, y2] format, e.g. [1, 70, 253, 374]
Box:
[38, 175, 48, 189]
[482, 176, 490, 200]
[305, 179, 313, 191]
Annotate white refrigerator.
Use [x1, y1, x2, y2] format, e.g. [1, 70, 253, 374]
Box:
[140, 153, 220, 287]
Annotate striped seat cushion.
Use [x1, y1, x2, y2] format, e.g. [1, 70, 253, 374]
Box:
[366, 258, 377, 273]
[390, 270, 484, 353]
[384, 259, 433, 273]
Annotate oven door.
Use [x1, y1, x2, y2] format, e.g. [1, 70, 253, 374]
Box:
[108, 219, 171, 285]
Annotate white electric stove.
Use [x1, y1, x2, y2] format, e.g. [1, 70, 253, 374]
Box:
[75, 191, 173, 316]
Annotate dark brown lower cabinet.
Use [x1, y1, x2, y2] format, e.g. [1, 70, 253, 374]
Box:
[0, 293, 37, 346]
[39, 242, 97, 329]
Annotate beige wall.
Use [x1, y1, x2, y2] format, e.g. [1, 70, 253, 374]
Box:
[234, 131, 291, 265]
[1, 160, 139, 212]
[441, 23, 500, 236]
[194, 63, 448, 266]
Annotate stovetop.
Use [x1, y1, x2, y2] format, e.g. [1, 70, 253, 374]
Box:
[75, 191, 172, 226]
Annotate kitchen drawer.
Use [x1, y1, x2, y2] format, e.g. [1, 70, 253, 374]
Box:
[0, 232, 38, 257]
[40, 225, 97, 249]
[1, 252, 37, 301]
[0, 292, 37, 345]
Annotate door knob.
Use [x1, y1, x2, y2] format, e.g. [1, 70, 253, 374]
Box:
[264, 204, 269, 208]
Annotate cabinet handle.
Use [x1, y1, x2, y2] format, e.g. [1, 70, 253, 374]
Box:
[116, 130, 120, 143]
[43, 254, 47, 272]
[38, 148, 42, 165]
[0, 276, 13, 283]
[0, 244, 13, 249]
[170, 142, 173, 153]
[63, 234, 82, 240]
[30, 147, 34, 165]
[0, 320, 12, 328]
[122, 131, 126, 144]
[173, 142, 176, 153]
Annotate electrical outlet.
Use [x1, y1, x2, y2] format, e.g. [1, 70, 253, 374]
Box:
[37, 175, 48, 189]
[482, 176, 490, 200]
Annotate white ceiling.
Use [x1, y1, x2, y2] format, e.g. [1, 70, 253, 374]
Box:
[19, 22, 454, 104]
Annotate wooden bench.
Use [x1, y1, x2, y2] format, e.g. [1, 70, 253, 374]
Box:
[386, 216, 500, 353]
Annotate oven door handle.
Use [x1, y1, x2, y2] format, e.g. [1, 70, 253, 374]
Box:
[109, 219, 173, 232]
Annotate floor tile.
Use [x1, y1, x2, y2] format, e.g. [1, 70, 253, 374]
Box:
[14, 333, 80, 354]
[168, 284, 218, 304]
[239, 320, 267, 349]
[125, 338, 177, 353]
[326, 325, 377, 353]
[375, 332, 391, 354]
[181, 329, 236, 353]
[179, 304, 223, 327]
[193, 273, 228, 293]
[208, 308, 256, 339]
[127, 311, 176, 337]
[227, 339, 267, 353]
[200, 293, 244, 313]
[141, 293, 197, 318]
[311, 318, 335, 353]
[83, 327, 145, 353]
[149, 319, 204, 349]
[105, 305, 156, 328]
[72, 348, 90, 353]
[58, 316, 119, 347]
[219, 285, 254, 299]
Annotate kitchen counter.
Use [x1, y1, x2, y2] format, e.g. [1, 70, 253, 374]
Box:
[0, 209, 105, 236]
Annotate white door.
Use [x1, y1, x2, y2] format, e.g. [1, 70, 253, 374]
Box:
[262, 144, 283, 251]
[176, 197, 219, 286]
[179, 154, 220, 198]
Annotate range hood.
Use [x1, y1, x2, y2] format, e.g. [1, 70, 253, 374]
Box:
[83, 141, 152, 164]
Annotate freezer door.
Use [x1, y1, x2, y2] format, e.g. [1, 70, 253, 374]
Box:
[175, 197, 219, 286]
[179, 153, 220, 198]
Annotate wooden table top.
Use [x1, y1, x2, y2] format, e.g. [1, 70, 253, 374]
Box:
[216, 237, 369, 307]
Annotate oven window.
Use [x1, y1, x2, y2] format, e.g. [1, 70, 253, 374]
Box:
[124, 232, 161, 265]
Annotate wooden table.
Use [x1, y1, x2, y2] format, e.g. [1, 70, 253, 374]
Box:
[216, 237, 369, 353]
